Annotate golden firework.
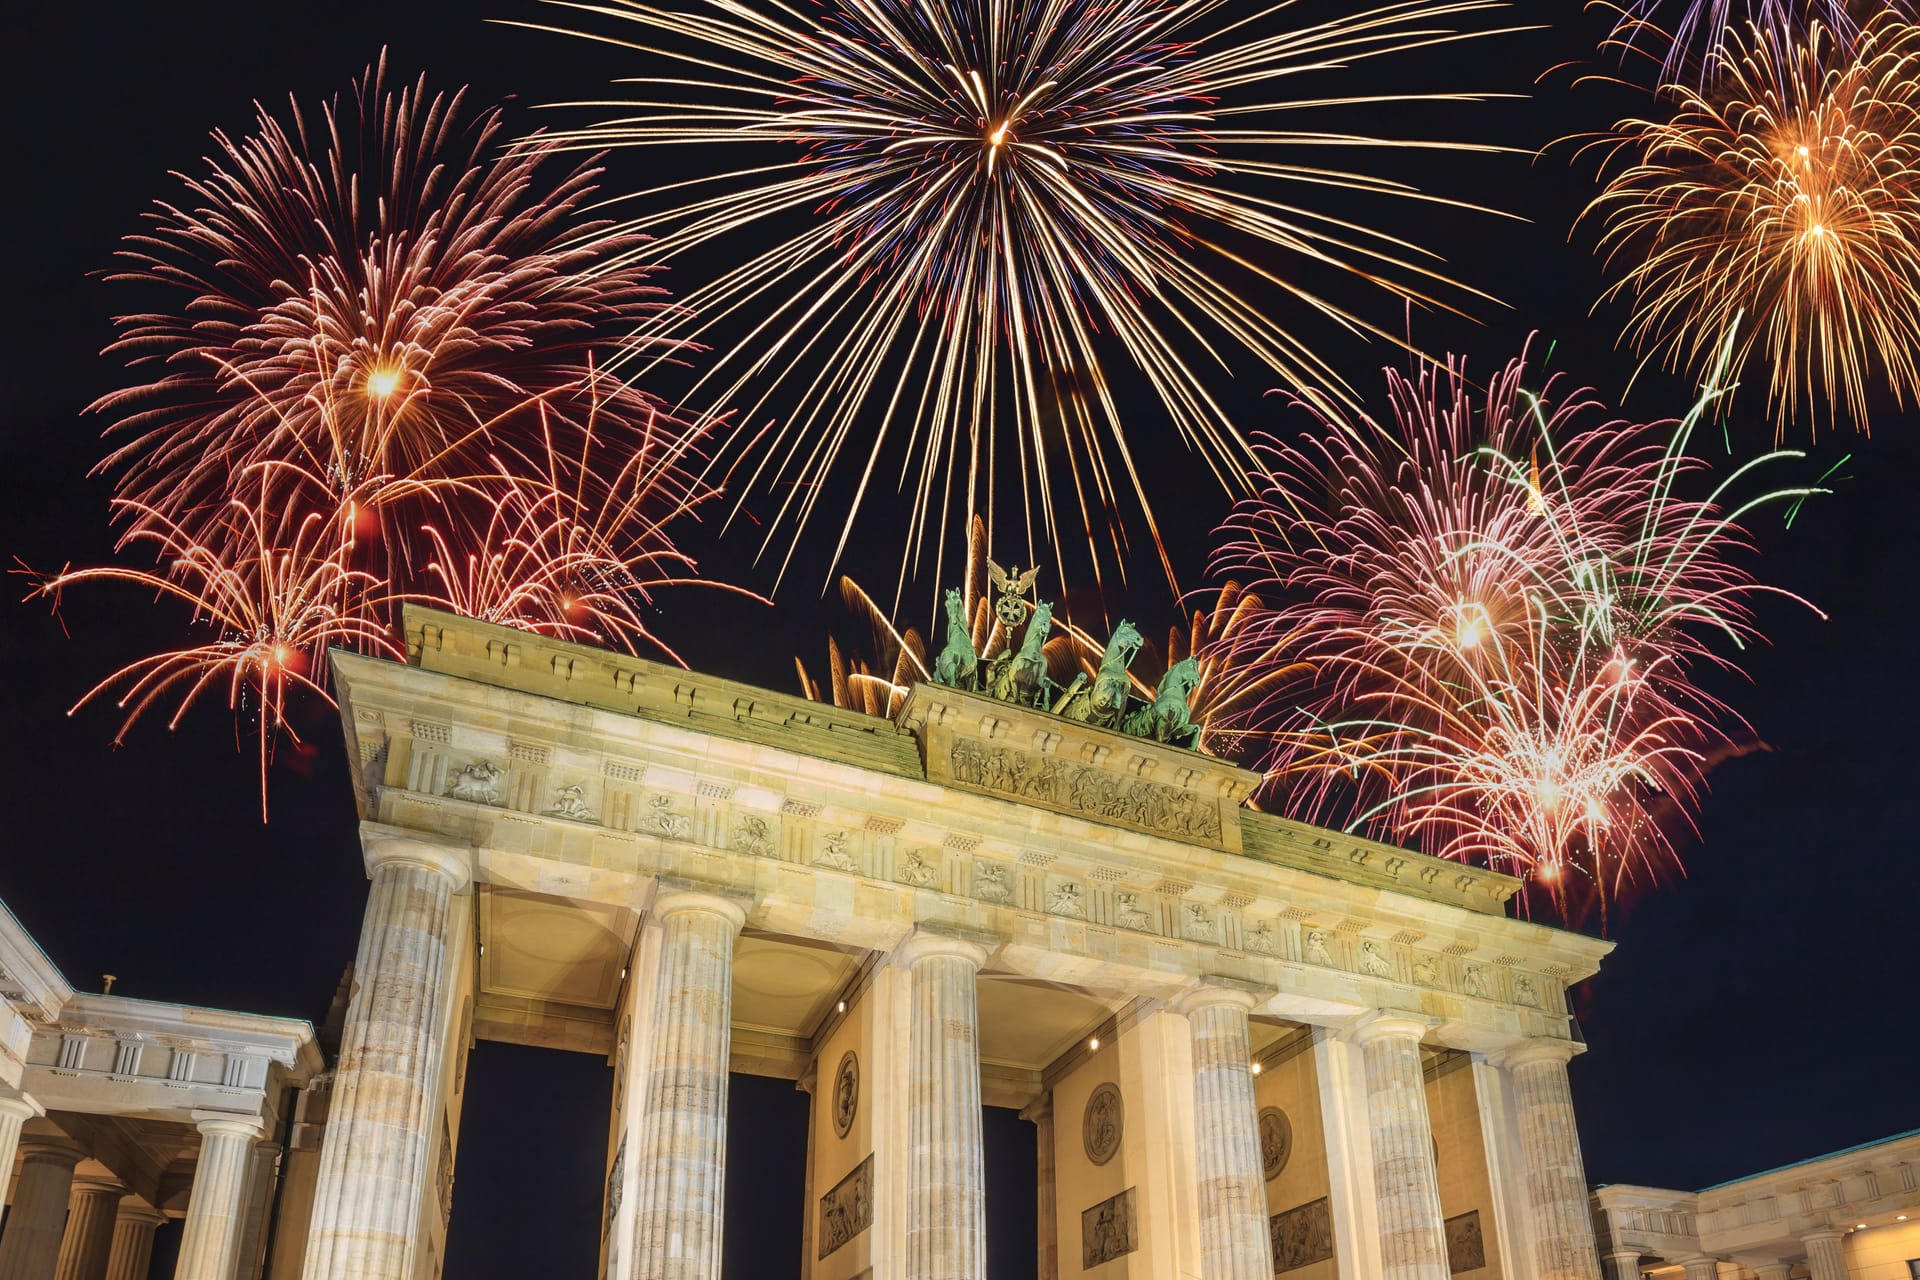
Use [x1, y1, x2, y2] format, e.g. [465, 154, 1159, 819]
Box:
[1583, 14, 1920, 434]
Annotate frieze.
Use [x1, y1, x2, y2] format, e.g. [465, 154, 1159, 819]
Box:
[973, 861, 1013, 904]
[1046, 881, 1085, 918]
[1115, 893, 1155, 932]
[945, 738, 1224, 844]
[896, 850, 937, 888]
[1272, 1197, 1334, 1273]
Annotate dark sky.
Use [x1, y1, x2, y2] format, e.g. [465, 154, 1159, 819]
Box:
[1, 2, 1915, 1277]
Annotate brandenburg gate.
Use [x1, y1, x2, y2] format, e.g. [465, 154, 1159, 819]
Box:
[289, 604, 1613, 1280]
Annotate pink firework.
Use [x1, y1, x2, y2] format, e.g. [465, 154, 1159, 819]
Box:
[1207, 341, 1818, 923]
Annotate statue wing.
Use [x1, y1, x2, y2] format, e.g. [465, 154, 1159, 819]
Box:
[988, 558, 1010, 592]
[1015, 565, 1041, 595]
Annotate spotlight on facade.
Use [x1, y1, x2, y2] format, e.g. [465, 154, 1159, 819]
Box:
[1089, 1037, 1100, 1051]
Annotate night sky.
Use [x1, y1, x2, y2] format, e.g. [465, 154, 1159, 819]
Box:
[2, 3, 1916, 1277]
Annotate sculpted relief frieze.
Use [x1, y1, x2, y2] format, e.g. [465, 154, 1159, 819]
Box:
[945, 738, 1223, 842]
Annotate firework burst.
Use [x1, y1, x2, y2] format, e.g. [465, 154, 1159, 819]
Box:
[533, 0, 1521, 589]
[35, 63, 741, 816]
[1207, 338, 1820, 923]
[92, 53, 693, 553]
[1583, 14, 1920, 435]
[26, 487, 397, 820]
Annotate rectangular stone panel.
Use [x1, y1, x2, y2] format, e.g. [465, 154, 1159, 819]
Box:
[1446, 1210, 1486, 1273]
[1082, 1186, 1139, 1268]
[818, 1153, 873, 1259]
[1271, 1196, 1334, 1274]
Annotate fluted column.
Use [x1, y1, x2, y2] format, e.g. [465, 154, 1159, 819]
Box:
[102, 1206, 166, 1280]
[1019, 1093, 1058, 1280]
[1605, 1250, 1644, 1280]
[0, 1138, 87, 1280]
[1353, 1014, 1449, 1280]
[796, 1065, 817, 1279]
[0, 1095, 41, 1214]
[175, 1116, 266, 1280]
[1176, 986, 1270, 1280]
[1501, 1040, 1603, 1280]
[1682, 1257, 1722, 1280]
[630, 888, 747, 1280]
[301, 829, 469, 1280]
[53, 1178, 123, 1280]
[1803, 1231, 1848, 1280]
[1753, 1263, 1792, 1280]
[897, 931, 989, 1280]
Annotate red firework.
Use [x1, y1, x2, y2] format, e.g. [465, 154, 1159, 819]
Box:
[30, 59, 736, 817]
[1207, 341, 1819, 924]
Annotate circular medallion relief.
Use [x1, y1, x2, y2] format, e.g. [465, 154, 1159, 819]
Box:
[1259, 1107, 1293, 1181]
[832, 1051, 859, 1138]
[1083, 1083, 1124, 1166]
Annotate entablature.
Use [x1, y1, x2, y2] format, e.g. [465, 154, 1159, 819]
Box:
[335, 630, 1612, 1058]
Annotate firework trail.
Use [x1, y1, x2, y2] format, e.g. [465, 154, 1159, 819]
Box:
[1583, 14, 1920, 436]
[532, 0, 1523, 591]
[1606, 0, 1912, 85]
[1207, 336, 1821, 923]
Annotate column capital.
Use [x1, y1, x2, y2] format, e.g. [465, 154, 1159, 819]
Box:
[1799, 1229, 1845, 1245]
[1492, 1037, 1580, 1069]
[19, 1136, 89, 1168]
[359, 822, 472, 890]
[651, 882, 749, 933]
[69, 1175, 126, 1197]
[0, 1089, 45, 1121]
[113, 1202, 169, 1229]
[191, 1111, 268, 1141]
[1347, 1010, 1436, 1047]
[1173, 976, 1264, 1016]
[894, 926, 991, 970]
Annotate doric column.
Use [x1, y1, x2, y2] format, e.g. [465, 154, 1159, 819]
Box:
[0, 1094, 42, 1209]
[1019, 1093, 1058, 1280]
[1753, 1263, 1792, 1280]
[1605, 1250, 1644, 1280]
[175, 1116, 267, 1280]
[1175, 985, 1270, 1280]
[1353, 1013, 1449, 1280]
[231, 1140, 283, 1280]
[897, 931, 989, 1280]
[1681, 1257, 1722, 1280]
[301, 829, 470, 1280]
[102, 1206, 166, 1280]
[53, 1177, 123, 1280]
[630, 887, 747, 1280]
[0, 1138, 88, 1280]
[1803, 1231, 1848, 1280]
[1500, 1040, 1603, 1280]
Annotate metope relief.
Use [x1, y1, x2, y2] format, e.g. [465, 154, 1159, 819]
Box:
[1081, 1187, 1139, 1268]
[1271, 1197, 1334, 1274]
[1245, 920, 1276, 954]
[448, 761, 504, 806]
[1047, 881, 1085, 918]
[1183, 902, 1217, 943]
[1360, 941, 1394, 977]
[1083, 1083, 1123, 1166]
[897, 850, 937, 888]
[730, 815, 772, 857]
[546, 784, 596, 822]
[973, 861, 1013, 904]
[818, 1154, 874, 1259]
[814, 829, 859, 872]
[1514, 977, 1540, 1007]
[1304, 929, 1333, 966]
[640, 794, 690, 840]
[1115, 892, 1155, 932]
[946, 738, 1222, 842]
[832, 1051, 859, 1139]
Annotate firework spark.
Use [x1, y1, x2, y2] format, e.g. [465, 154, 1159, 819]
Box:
[93, 53, 693, 554]
[1207, 338, 1820, 923]
[1583, 14, 1920, 435]
[533, 0, 1521, 589]
[1605, 0, 1912, 85]
[25, 488, 397, 820]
